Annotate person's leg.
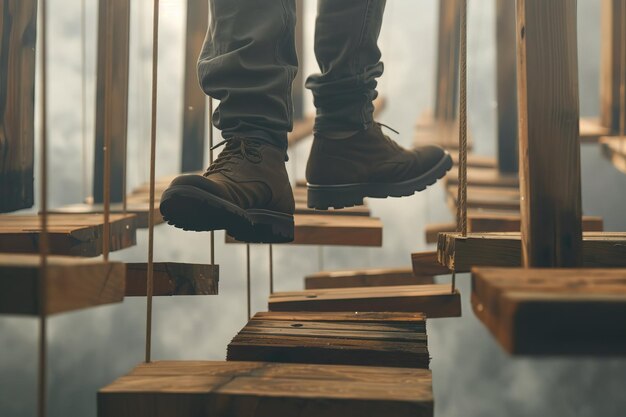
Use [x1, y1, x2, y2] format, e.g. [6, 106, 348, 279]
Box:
[306, 0, 385, 134]
[198, 0, 298, 150]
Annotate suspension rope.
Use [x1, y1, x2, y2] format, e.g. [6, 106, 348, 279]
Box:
[81, 0, 87, 202]
[269, 245, 274, 294]
[209, 98, 215, 264]
[102, 0, 113, 262]
[246, 244, 251, 320]
[145, 0, 160, 364]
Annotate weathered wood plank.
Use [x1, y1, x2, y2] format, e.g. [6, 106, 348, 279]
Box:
[125, 263, 218, 296]
[472, 267, 626, 355]
[411, 251, 451, 276]
[0, 0, 36, 212]
[49, 202, 163, 229]
[252, 311, 427, 323]
[98, 361, 434, 417]
[0, 254, 125, 315]
[305, 267, 433, 289]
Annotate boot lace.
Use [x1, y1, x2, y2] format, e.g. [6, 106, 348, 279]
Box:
[204, 137, 263, 176]
[376, 122, 403, 150]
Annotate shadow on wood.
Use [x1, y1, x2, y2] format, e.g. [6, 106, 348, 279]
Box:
[125, 263, 218, 296]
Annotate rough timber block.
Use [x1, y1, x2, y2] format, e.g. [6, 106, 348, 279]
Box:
[125, 263, 219, 296]
[0, 214, 137, 257]
[0, 254, 125, 315]
[269, 284, 461, 319]
[411, 251, 451, 276]
[472, 268, 626, 356]
[227, 312, 429, 368]
[438, 232, 626, 272]
[600, 136, 626, 174]
[580, 117, 611, 144]
[49, 202, 163, 228]
[98, 360, 434, 417]
[305, 267, 433, 289]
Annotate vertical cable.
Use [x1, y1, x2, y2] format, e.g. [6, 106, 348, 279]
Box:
[145, 0, 160, 364]
[81, 0, 87, 201]
[269, 244, 274, 294]
[246, 244, 251, 320]
[102, 0, 113, 261]
[456, 0, 468, 237]
[209, 98, 215, 264]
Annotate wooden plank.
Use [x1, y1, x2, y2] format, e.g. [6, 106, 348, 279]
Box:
[227, 313, 429, 368]
[517, 0, 583, 266]
[451, 153, 497, 169]
[269, 284, 461, 319]
[0, 0, 36, 213]
[580, 117, 611, 144]
[438, 232, 626, 272]
[446, 184, 520, 212]
[600, 0, 626, 133]
[445, 167, 518, 188]
[0, 214, 137, 256]
[125, 263, 218, 296]
[227, 214, 383, 247]
[411, 251, 451, 276]
[252, 311, 427, 323]
[0, 254, 125, 315]
[468, 213, 604, 233]
[472, 267, 626, 355]
[600, 136, 626, 174]
[93, 0, 130, 203]
[305, 267, 433, 290]
[49, 202, 163, 229]
[180, 0, 209, 172]
[98, 361, 434, 417]
[425, 222, 456, 244]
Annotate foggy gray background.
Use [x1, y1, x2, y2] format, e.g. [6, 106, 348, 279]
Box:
[2, 0, 626, 416]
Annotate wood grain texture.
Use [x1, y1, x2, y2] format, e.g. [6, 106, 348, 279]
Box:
[516, 0, 583, 266]
[411, 251, 451, 276]
[0, 254, 124, 315]
[227, 313, 429, 368]
[472, 267, 626, 355]
[269, 284, 461, 319]
[438, 232, 626, 272]
[98, 360, 434, 417]
[305, 267, 433, 289]
[125, 263, 218, 296]
[0, 0, 36, 213]
[600, 0, 626, 133]
[252, 311, 427, 323]
[0, 213, 137, 256]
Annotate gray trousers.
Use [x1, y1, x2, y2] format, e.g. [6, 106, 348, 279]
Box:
[198, 0, 386, 149]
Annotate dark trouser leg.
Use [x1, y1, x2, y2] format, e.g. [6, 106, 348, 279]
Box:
[197, 0, 297, 150]
[306, 0, 386, 134]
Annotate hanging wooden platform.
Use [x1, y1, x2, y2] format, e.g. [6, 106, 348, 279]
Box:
[446, 185, 520, 212]
[98, 360, 433, 417]
[0, 254, 125, 316]
[0, 214, 137, 257]
[472, 267, 626, 356]
[227, 311, 429, 368]
[413, 111, 474, 151]
[451, 153, 497, 169]
[580, 117, 611, 144]
[411, 251, 451, 276]
[49, 201, 163, 228]
[269, 284, 461, 318]
[305, 267, 433, 289]
[600, 136, 626, 174]
[125, 263, 218, 296]
[445, 167, 518, 188]
[438, 232, 626, 272]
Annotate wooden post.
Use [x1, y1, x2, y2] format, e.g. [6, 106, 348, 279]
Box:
[600, 0, 626, 133]
[93, 0, 130, 203]
[293, 0, 305, 121]
[180, 0, 208, 173]
[495, 0, 518, 174]
[516, 0, 583, 267]
[434, 0, 461, 123]
[0, 0, 37, 213]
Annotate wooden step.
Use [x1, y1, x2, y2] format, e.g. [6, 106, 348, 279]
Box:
[445, 167, 519, 188]
[0, 254, 124, 315]
[227, 214, 383, 247]
[446, 185, 520, 212]
[438, 232, 626, 272]
[580, 117, 610, 144]
[600, 136, 626, 174]
[472, 267, 626, 356]
[451, 153, 497, 169]
[49, 202, 163, 228]
[98, 360, 433, 417]
[227, 312, 429, 368]
[125, 263, 219, 296]
[305, 267, 433, 289]
[269, 284, 461, 318]
[411, 251, 451, 276]
[0, 214, 137, 257]
[425, 222, 457, 244]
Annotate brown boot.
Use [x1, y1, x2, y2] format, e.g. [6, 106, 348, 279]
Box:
[306, 123, 452, 209]
[160, 138, 295, 243]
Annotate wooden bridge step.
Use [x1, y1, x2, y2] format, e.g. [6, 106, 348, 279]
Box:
[451, 153, 497, 169]
[600, 136, 626, 174]
[438, 232, 626, 272]
[0, 214, 137, 257]
[269, 284, 461, 318]
[445, 167, 519, 188]
[411, 251, 451, 277]
[0, 254, 125, 315]
[125, 263, 218, 296]
[446, 185, 520, 212]
[227, 312, 429, 368]
[580, 117, 610, 144]
[472, 268, 626, 356]
[98, 360, 433, 417]
[49, 202, 163, 228]
[305, 267, 433, 289]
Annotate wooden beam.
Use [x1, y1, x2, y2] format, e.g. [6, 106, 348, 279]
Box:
[472, 267, 626, 355]
[0, 0, 36, 213]
[98, 361, 434, 417]
[125, 263, 218, 296]
[180, 0, 209, 172]
[93, 0, 130, 203]
[227, 312, 429, 368]
[600, 0, 626, 133]
[411, 251, 451, 276]
[0, 254, 125, 316]
[434, 0, 461, 122]
[305, 267, 433, 290]
[438, 232, 626, 272]
[269, 284, 461, 319]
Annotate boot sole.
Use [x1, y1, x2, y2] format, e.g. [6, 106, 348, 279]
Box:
[159, 185, 294, 244]
[307, 152, 454, 210]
